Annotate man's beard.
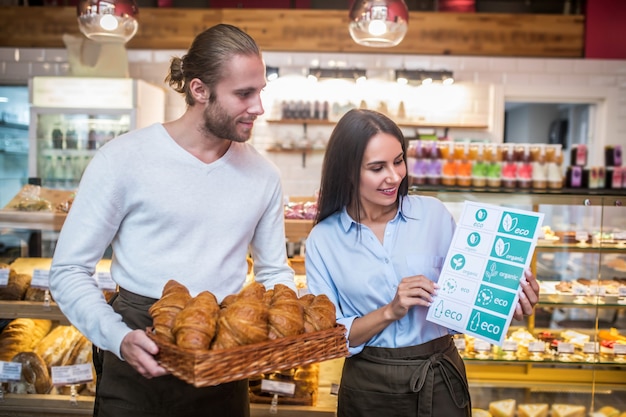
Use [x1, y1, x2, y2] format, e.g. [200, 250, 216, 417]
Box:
[201, 98, 253, 143]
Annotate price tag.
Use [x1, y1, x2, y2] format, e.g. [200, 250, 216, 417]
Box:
[260, 379, 295, 396]
[583, 342, 598, 354]
[614, 344, 626, 355]
[453, 338, 466, 350]
[51, 364, 94, 386]
[96, 272, 116, 291]
[30, 269, 50, 289]
[619, 286, 626, 297]
[0, 268, 9, 287]
[474, 340, 491, 352]
[0, 361, 22, 382]
[502, 340, 518, 352]
[557, 342, 575, 354]
[528, 341, 545, 352]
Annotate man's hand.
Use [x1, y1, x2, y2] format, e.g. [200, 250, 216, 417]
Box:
[120, 329, 169, 378]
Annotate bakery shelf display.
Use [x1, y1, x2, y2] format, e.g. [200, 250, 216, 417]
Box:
[412, 187, 626, 415]
[1, 187, 625, 416]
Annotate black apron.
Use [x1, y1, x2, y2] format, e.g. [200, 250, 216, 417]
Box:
[337, 335, 471, 417]
[92, 288, 249, 417]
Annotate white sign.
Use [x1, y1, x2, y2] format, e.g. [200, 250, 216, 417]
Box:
[0, 361, 22, 382]
[261, 379, 296, 396]
[51, 363, 94, 386]
[0, 268, 9, 287]
[30, 269, 50, 289]
[427, 201, 543, 346]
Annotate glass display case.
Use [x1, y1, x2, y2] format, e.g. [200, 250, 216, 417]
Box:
[0, 187, 624, 416]
[28, 76, 165, 190]
[412, 187, 626, 416]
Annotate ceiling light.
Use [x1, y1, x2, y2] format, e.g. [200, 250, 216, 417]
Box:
[266, 66, 279, 81]
[308, 68, 368, 82]
[395, 70, 455, 85]
[77, 0, 139, 43]
[349, 0, 409, 48]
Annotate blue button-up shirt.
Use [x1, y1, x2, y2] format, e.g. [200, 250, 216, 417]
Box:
[305, 195, 457, 355]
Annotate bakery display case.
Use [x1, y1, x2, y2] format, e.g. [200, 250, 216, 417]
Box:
[1, 181, 625, 416]
[412, 186, 626, 416]
[28, 76, 165, 191]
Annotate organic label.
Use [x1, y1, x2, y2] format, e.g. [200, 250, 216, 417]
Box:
[482, 260, 524, 290]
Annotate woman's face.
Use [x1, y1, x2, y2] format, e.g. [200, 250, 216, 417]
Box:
[359, 132, 406, 211]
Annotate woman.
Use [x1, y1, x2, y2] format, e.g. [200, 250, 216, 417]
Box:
[305, 109, 539, 417]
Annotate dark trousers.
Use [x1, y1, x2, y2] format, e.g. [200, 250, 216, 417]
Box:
[92, 288, 250, 417]
[338, 335, 471, 417]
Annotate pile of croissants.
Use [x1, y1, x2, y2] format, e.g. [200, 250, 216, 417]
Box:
[149, 280, 337, 351]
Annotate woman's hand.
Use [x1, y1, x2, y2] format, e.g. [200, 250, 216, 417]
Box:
[348, 275, 439, 347]
[513, 269, 540, 321]
[385, 275, 439, 321]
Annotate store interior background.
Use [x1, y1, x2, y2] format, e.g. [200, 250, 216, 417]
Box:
[0, 0, 624, 206]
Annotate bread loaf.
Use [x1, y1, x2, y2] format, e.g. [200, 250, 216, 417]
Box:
[149, 280, 191, 342]
[6, 351, 52, 394]
[34, 325, 84, 368]
[0, 266, 31, 300]
[24, 285, 53, 302]
[172, 291, 220, 350]
[267, 284, 304, 339]
[0, 318, 52, 361]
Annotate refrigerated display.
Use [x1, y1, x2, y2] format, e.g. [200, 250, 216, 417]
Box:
[28, 76, 165, 190]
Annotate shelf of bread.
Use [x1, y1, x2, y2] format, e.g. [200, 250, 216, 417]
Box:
[0, 393, 95, 415]
[0, 258, 113, 322]
[0, 185, 73, 231]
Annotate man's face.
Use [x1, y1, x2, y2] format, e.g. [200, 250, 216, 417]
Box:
[201, 54, 266, 143]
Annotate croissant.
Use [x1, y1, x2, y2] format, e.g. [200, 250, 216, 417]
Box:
[268, 284, 304, 339]
[172, 291, 220, 350]
[149, 280, 191, 342]
[211, 299, 269, 350]
[302, 294, 336, 333]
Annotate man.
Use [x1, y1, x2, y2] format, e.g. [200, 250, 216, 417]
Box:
[49, 24, 294, 417]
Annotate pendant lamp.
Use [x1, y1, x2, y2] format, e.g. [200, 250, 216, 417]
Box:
[349, 0, 409, 48]
[77, 0, 139, 44]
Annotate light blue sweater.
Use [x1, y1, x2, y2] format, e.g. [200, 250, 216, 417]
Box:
[50, 123, 294, 359]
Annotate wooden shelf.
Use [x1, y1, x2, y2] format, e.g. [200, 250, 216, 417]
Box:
[266, 119, 488, 130]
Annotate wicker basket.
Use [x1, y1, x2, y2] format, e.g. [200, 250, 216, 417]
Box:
[147, 325, 348, 387]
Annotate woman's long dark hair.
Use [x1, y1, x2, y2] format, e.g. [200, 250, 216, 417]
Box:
[315, 109, 409, 226]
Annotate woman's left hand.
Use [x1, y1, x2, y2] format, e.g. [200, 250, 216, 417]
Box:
[513, 269, 540, 321]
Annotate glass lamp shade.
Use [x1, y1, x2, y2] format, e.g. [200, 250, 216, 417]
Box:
[77, 0, 139, 43]
[349, 0, 409, 48]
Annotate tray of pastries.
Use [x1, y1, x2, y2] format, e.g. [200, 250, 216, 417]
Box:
[147, 280, 348, 387]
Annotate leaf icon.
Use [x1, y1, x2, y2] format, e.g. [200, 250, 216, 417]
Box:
[495, 238, 507, 256]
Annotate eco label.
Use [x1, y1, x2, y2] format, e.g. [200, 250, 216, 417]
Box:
[426, 201, 543, 346]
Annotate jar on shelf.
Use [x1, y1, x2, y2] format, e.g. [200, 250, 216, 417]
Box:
[425, 141, 442, 186]
[546, 144, 564, 189]
[469, 143, 487, 188]
[516, 144, 532, 189]
[485, 143, 502, 188]
[530, 145, 547, 189]
[500, 144, 517, 189]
